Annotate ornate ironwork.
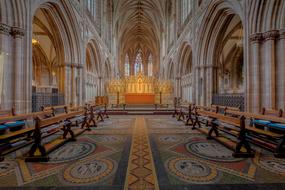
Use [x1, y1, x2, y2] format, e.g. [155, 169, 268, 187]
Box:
[212, 94, 245, 111]
[32, 93, 64, 112]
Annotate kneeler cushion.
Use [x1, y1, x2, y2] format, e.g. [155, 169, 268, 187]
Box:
[0, 125, 8, 135]
[4, 121, 26, 132]
[253, 119, 271, 126]
[267, 123, 285, 131]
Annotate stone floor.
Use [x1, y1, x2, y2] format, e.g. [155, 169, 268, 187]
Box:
[1, 115, 285, 190]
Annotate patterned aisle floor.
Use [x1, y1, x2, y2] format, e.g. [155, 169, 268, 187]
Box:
[1, 115, 285, 190]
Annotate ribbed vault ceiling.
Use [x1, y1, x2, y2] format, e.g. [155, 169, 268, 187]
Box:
[114, 0, 165, 71]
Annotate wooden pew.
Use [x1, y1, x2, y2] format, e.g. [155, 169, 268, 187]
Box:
[0, 110, 54, 161]
[225, 110, 285, 158]
[251, 108, 283, 129]
[193, 109, 254, 157]
[41, 105, 68, 116]
[25, 108, 89, 162]
[0, 108, 15, 118]
[177, 103, 195, 126]
[89, 103, 107, 122]
[192, 105, 219, 128]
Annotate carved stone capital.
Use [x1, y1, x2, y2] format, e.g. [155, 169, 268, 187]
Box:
[263, 30, 279, 41]
[11, 27, 25, 38]
[250, 33, 263, 43]
[0, 23, 11, 35]
[279, 29, 285, 39]
[77, 64, 83, 69]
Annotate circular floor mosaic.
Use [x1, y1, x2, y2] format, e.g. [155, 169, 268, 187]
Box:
[167, 157, 218, 183]
[97, 135, 124, 143]
[64, 158, 114, 184]
[0, 161, 17, 176]
[159, 135, 181, 143]
[257, 156, 285, 175]
[49, 142, 96, 163]
[186, 141, 243, 162]
[99, 120, 113, 126]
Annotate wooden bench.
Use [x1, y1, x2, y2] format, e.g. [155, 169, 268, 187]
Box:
[251, 108, 283, 129]
[191, 105, 219, 128]
[193, 109, 254, 158]
[225, 110, 285, 158]
[0, 110, 54, 161]
[41, 105, 69, 116]
[0, 108, 15, 118]
[89, 103, 109, 122]
[176, 103, 195, 126]
[25, 107, 89, 162]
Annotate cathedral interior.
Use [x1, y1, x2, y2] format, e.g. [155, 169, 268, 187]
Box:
[0, 0, 285, 189]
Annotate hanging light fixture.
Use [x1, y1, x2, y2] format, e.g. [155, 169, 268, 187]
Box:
[32, 34, 39, 45]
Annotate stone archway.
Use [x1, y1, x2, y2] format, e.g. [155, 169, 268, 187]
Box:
[85, 40, 101, 102]
[195, 0, 244, 108]
[178, 42, 193, 103]
[31, 2, 81, 111]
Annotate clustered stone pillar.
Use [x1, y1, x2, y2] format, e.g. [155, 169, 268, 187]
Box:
[263, 30, 279, 109]
[175, 77, 181, 98]
[64, 64, 72, 105]
[205, 65, 213, 106]
[248, 29, 284, 112]
[11, 27, 25, 114]
[277, 29, 285, 109]
[77, 65, 83, 105]
[0, 24, 13, 110]
[249, 33, 262, 112]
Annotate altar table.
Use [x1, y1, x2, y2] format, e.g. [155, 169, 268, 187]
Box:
[125, 93, 155, 104]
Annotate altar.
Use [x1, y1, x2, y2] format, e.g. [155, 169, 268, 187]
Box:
[106, 73, 173, 105]
[125, 93, 155, 104]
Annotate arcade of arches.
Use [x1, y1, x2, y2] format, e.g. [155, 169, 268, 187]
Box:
[0, 0, 285, 189]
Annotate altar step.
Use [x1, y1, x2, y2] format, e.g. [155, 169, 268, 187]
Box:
[107, 109, 174, 115]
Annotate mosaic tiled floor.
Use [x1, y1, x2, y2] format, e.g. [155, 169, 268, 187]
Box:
[1, 115, 285, 190]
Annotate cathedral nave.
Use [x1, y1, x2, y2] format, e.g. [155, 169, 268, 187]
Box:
[0, 0, 285, 189]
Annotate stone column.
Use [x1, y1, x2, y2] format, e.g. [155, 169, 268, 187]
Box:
[249, 33, 263, 112]
[77, 65, 83, 105]
[70, 64, 75, 105]
[194, 66, 200, 104]
[64, 64, 72, 105]
[175, 77, 181, 98]
[98, 76, 102, 96]
[205, 65, 213, 106]
[263, 30, 279, 109]
[82, 61, 87, 103]
[276, 29, 285, 109]
[198, 66, 206, 106]
[11, 27, 25, 114]
[0, 24, 13, 110]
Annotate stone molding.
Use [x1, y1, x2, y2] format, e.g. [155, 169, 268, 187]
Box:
[263, 30, 279, 41]
[279, 29, 285, 39]
[249, 33, 263, 43]
[11, 27, 25, 38]
[0, 23, 11, 35]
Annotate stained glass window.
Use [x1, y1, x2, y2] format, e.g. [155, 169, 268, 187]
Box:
[134, 49, 143, 75]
